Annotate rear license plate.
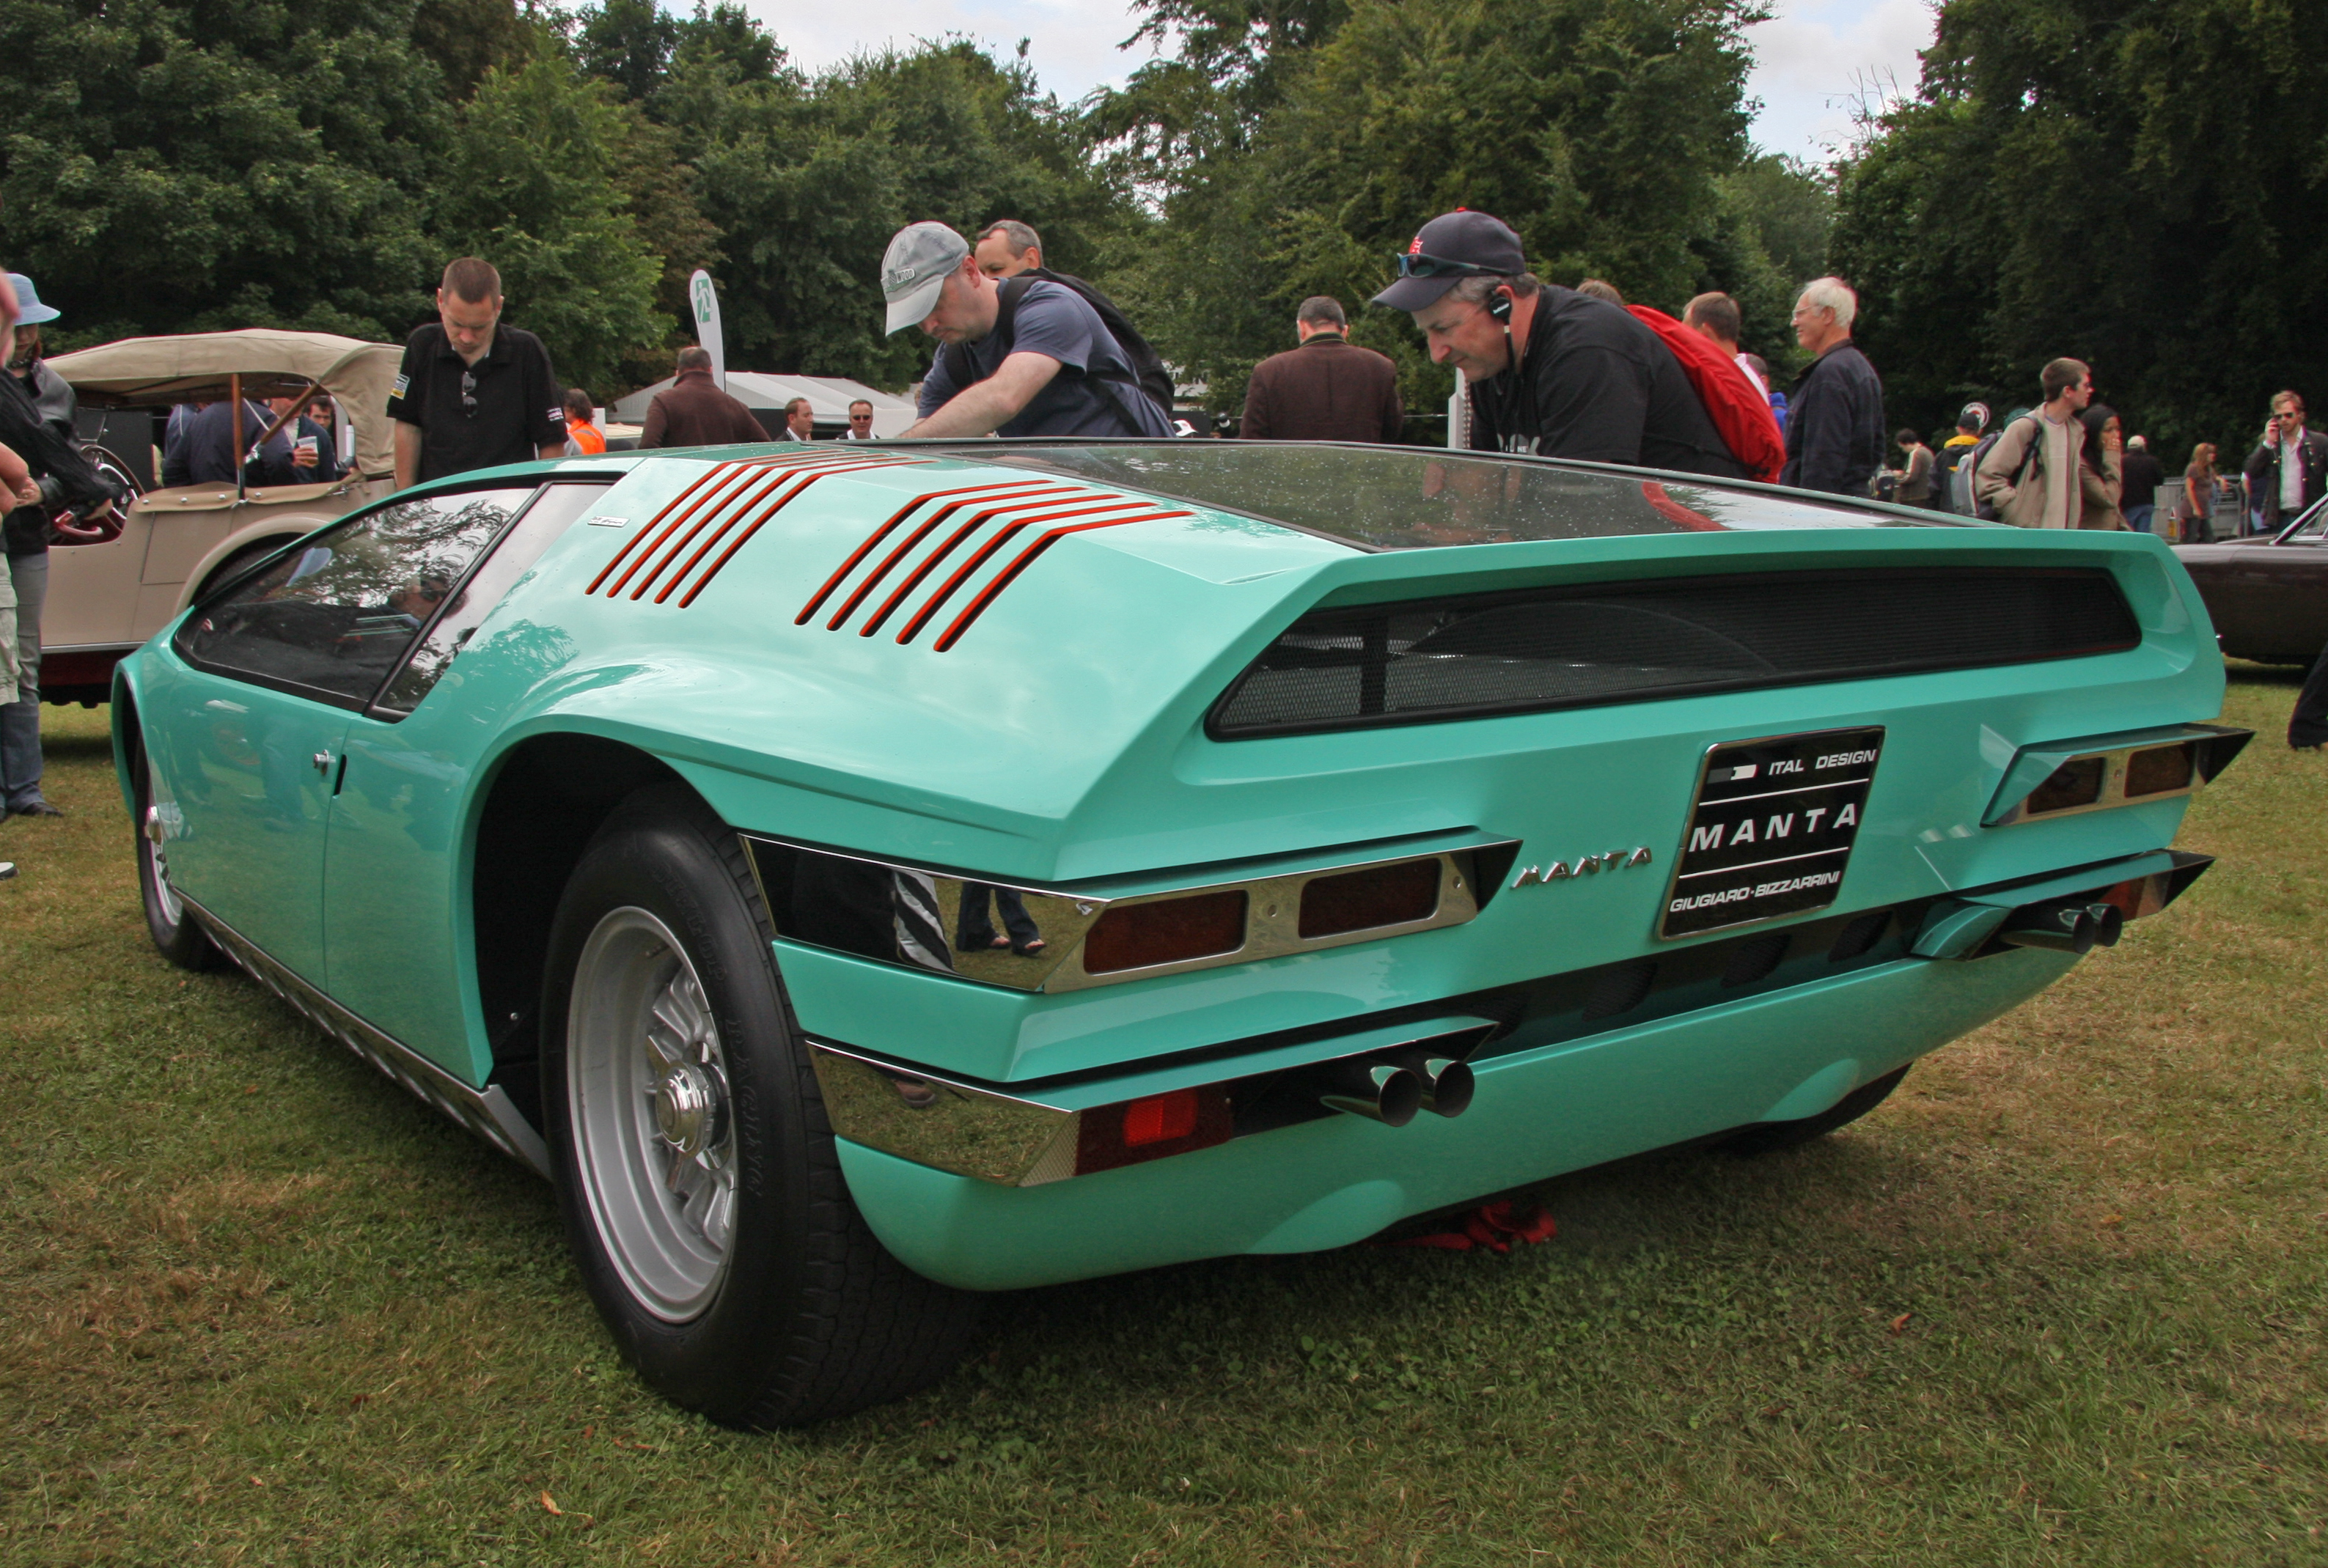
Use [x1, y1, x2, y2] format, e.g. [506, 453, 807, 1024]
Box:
[1659, 726, 1884, 939]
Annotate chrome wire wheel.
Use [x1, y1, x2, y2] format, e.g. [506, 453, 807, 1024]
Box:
[142, 794, 183, 927]
[568, 905, 739, 1322]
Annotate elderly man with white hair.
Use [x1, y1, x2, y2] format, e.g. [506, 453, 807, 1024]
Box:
[1780, 276, 1886, 496]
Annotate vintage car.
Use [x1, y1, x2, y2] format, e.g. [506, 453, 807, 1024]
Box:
[111, 440, 2246, 1427]
[40, 329, 398, 704]
[2171, 498, 2328, 663]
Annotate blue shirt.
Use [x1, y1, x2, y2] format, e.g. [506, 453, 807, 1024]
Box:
[919, 280, 1172, 439]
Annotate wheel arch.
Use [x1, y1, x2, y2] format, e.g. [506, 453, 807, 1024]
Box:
[468, 731, 696, 1126]
[109, 666, 142, 817]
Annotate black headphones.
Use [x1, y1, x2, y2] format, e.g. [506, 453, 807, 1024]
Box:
[1487, 288, 1513, 323]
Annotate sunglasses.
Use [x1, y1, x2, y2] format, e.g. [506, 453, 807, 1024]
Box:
[1392, 252, 1499, 279]
[460, 369, 478, 419]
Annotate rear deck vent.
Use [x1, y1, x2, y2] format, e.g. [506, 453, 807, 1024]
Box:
[1210, 567, 2141, 737]
[798, 483, 1191, 649]
[587, 450, 926, 607]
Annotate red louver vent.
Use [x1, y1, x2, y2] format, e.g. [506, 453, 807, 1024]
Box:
[587, 450, 925, 606]
[798, 482, 1189, 650]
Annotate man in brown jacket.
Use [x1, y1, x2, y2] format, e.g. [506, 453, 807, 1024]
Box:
[637, 347, 770, 448]
[1238, 298, 1403, 443]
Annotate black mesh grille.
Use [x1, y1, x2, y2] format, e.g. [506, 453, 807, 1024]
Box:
[1210, 568, 2140, 738]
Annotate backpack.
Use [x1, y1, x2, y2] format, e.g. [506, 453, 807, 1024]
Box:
[942, 271, 1174, 430]
[1626, 306, 1787, 483]
[1953, 418, 2040, 520]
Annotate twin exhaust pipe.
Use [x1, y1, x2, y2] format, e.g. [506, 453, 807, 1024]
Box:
[1995, 898, 2125, 955]
[1302, 1038, 1480, 1127]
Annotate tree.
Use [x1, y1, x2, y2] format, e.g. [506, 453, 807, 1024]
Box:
[0, 0, 449, 345]
[433, 54, 668, 393]
[1098, 0, 1766, 424]
[1831, 0, 2328, 457]
[688, 43, 1139, 386]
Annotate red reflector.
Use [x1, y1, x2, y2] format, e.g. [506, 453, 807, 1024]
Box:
[1121, 1089, 1200, 1146]
[1074, 1085, 1235, 1175]
[1082, 889, 1247, 973]
[1299, 858, 1441, 939]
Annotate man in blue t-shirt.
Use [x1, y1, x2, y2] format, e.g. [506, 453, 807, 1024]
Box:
[880, 221, 1172, 439]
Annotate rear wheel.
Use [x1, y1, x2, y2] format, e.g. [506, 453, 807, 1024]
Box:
[132, 729, 225, 971]
[541, 784, 980, 1427]
[1725, 1065, 1910, 1157]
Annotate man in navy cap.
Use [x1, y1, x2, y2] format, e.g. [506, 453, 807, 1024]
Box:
[1372, 211, 1747, 477]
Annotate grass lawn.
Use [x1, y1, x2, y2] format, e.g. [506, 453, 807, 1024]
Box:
[1, 671, 2323, 1566]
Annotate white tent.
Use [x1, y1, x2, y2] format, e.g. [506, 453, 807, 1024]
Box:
[612, 372, 915, 437]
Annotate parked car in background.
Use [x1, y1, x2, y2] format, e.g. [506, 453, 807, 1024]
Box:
[114, 440, 2244, 1427]
[2170, 498, 2328, 663]
[37, 329, 397, 704]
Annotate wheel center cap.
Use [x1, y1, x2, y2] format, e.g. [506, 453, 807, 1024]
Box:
[653, 1062, 723, 1157]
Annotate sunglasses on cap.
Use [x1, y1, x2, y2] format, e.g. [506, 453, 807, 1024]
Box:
[1392, 252, 1500, 279]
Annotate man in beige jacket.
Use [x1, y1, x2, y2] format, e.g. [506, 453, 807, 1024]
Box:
[1975, 358, 2092, 527]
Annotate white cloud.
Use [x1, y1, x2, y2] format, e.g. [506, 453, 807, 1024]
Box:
[732, 0, 1937, 156]
[1742, 0, 1939, 161]
[735, 0, 1151, 103]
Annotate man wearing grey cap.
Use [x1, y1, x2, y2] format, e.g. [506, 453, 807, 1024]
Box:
[881, 222, 1172, 439]
[1373, 210, 1747, 478]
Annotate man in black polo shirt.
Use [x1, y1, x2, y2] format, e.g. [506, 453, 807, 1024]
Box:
[1371, 210, 1747, 478]
[387, 257, 566, 489]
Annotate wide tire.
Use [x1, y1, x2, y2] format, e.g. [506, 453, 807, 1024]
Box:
[540, 784, 980, 1427]
[1725, 1064, 1910, 1157]
[131, 728, 226, 972]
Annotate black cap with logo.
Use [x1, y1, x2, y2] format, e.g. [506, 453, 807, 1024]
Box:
[1370, 210, 1529, 312]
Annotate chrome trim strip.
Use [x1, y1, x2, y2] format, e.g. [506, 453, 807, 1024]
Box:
[743, 833, 1506, 994]
[180, 894, 551, 1178]
[807, 1042, 1077, 1188]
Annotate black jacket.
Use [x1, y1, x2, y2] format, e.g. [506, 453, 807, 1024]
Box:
[1781, 343, 1885, 496]
[2241, 427, 2328, 530]
[1, 368, 120, 556]
[1466, 287, 1747, 478]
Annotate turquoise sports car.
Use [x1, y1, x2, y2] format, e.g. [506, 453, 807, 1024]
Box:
[113, 441, 2247, 1426]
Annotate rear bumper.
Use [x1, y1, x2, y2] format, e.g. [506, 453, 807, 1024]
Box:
[838, 943, 2075, 1290]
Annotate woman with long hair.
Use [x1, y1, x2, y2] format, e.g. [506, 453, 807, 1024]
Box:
[2077, 404, 2126, 528]
[2182, 441, 2219, 541]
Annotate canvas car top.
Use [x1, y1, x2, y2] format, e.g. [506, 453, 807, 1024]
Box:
[961, 442, 1964, 550]
[44, 328, 402, 479]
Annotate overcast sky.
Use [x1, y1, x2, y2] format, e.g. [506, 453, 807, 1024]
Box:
[736, 0, 1939, 163]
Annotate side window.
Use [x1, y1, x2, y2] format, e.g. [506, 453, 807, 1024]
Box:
[175, 487, 537, 706]
[375, 481, 610, 713]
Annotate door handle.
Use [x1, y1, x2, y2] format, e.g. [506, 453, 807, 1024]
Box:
[312, 751, 332, 776]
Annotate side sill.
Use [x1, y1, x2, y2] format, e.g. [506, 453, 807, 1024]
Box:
[182, 894, 551, 1178]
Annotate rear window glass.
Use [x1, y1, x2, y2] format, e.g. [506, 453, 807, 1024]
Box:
[970, 443, 1947, 550]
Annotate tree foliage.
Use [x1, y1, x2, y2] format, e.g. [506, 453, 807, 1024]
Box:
[0, 0, 449, 345]
[1096, 0, 1806, 424]
[1, 0, 1835, 416]
[1830, 0, 2328, 457]
[433, 52, 668, 394]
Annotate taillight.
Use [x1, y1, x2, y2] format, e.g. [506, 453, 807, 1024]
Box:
[1081, 889, 1247, 973]
[1299, 858, 1441, 938]
[1074, 1086, 1233, 1174]
[2125, 742, 2195, 797]
[2027, 757, 2107, 814]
